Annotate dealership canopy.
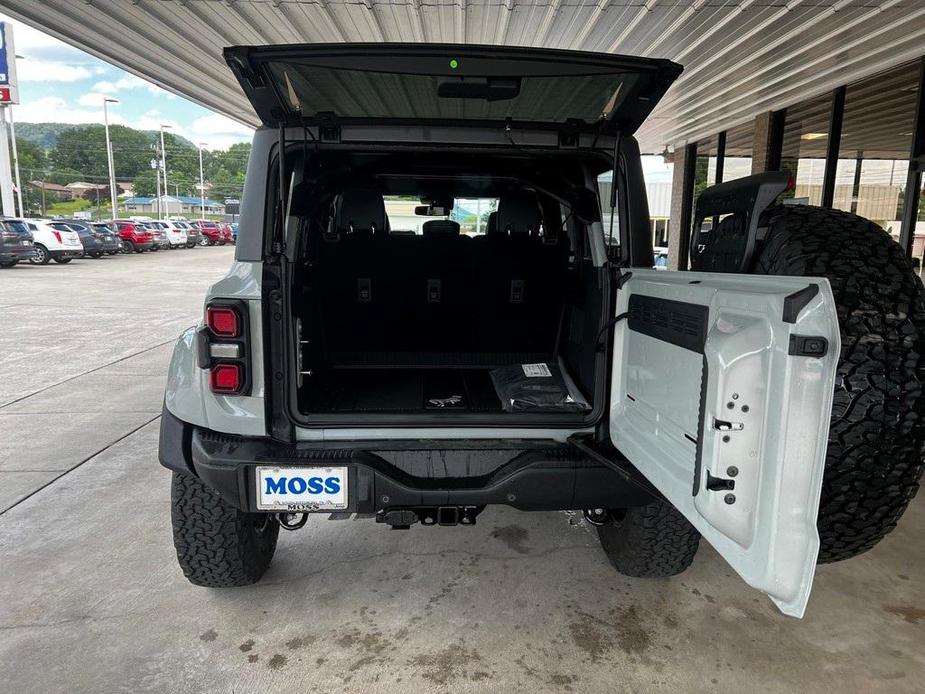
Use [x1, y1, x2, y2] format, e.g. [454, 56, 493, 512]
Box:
[2, 0, 924, 151]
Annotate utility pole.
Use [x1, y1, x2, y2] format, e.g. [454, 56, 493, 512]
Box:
[159, 124, 170, 217]
[198, 143, 206, 220]
[103, 97, 119, 219]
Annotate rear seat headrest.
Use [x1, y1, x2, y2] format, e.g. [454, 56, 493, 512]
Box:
[497, 191, 541, 236]
[336, 189, 387, 236]
[486, 211, 499, 236]
[422, 219, 460, 237]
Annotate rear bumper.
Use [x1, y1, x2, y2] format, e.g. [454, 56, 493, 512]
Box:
[158, 406, 654, 514]
[50, 249, 83, 259]
[0, 245, 34, 261]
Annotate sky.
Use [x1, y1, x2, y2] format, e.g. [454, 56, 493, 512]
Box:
[1, 15, 254, 150]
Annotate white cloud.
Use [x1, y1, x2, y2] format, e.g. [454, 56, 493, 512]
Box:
[77, 92, 114, 108]
[12, 96, 128, 126]
[17, 60, 93, 82]
[92, 73, 175, 98]
[190, 114, 254, 149]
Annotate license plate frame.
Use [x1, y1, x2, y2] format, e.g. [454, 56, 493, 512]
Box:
[255, 466, 349, 511]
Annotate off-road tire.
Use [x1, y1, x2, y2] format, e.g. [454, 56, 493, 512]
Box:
[753, 204, 925, 562]
[171, 472, 279, 587]
[597, 498, 701, 577]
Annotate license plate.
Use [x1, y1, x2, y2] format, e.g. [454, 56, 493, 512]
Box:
[256, 466, 348, 511]
[21, 240, 31, 246]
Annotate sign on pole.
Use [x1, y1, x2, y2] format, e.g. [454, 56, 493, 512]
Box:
[0, 22, 20, 105]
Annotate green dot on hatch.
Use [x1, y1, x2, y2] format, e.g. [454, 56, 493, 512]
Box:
[449, 59, 459, 69]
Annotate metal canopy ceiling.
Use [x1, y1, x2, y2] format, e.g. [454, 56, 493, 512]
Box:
[3, 1, 924, 153]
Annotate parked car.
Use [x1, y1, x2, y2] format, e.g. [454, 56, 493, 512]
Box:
[92, 222, 124, 254]
[112, 219, 155, 253]
[141, 222, 170, 250]
[50, 220, 104, 259]
[195, 220, 224, 246]
[160, 221, 189, 248]
[160, 44, 925, 619]
[219, 223, 234, 244]
[653, 246, 669, 269]
[25, 219, 83, 264]
[0, 218, 35, 267]
[174, 221, 199, 248]
[230, 222, 239, 243]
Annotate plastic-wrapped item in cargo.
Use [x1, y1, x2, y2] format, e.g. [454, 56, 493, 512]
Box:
[490, 359, 590, 413]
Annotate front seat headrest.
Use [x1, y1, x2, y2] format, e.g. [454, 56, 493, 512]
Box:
[336, 189, 387, 236]
[422, 219, 460, 237]
[485, 211, 499, 236]
[497, 191, 541, 236]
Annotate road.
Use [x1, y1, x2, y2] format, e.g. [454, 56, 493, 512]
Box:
[1, 247, 923, 693]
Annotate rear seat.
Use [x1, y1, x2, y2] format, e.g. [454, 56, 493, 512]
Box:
[317, 188, 569, 366]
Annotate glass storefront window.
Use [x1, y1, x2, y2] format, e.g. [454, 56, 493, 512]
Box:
[832, 61, 919, 244]
[779, 92, 833, 205]
[723, 120, 754, 181]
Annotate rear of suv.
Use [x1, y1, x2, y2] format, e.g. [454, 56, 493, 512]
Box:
[26, 219, 83, 264]
[113, 220, 154, 253]
[0, 218, 35, 267]
[159, 43, 925, 617]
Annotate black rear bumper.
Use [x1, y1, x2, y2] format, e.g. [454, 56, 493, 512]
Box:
[158, 406, 654, 514]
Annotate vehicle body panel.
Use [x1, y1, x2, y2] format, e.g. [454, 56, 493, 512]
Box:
[0, 219, 35, 264]
[609, 268, 840, 617]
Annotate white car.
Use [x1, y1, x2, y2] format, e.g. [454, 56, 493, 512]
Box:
[153, 221, 188, 249]
[25, 219, 83, 265]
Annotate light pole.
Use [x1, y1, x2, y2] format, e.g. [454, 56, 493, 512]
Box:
[159, 124, 171, 218]
[198, 142, 206, 220]
[103, 97, 119, 220]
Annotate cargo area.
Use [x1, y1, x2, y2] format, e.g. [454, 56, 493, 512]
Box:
[287, 152, 610, 422]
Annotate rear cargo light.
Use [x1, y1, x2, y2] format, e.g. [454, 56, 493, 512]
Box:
[210, 363, 242, 394]
[207, 306, 240, 337]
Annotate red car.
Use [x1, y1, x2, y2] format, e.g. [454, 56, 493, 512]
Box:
[195, 220, 225, 246]
[220, 223, 234, 244]
[112, 220, 155, 253]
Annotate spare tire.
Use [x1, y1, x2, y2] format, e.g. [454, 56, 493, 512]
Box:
[751, 204, 925, 562]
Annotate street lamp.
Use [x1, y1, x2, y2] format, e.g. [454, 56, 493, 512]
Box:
[159, 124, 171, 219]
[198, 142, 206, 221]
[103, 97, 119, 220]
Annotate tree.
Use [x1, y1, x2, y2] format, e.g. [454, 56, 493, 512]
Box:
[50, 124, 155, 180]
[133, 170, 158, 197]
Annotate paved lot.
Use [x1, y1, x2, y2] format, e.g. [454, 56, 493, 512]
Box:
[1, 248, 923, 693]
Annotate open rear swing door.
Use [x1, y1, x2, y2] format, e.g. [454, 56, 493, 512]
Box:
[609, 177, 841, 617]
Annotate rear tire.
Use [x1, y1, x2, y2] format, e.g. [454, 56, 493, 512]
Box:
[0, 260, 17, 268]
[52, 257, 72, 264]
[30, 244, 50, 265]
[122, 239, 135, 254]
[171, 472, 279, 587]
[596, 498, 700, 578]
[753, 205, 925, 562]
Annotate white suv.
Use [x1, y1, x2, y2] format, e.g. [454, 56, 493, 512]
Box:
[159, 221, 189, 249]
[26, 219, 83, 265]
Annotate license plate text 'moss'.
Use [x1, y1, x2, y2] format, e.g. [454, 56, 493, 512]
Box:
[256, 466, 348, 511]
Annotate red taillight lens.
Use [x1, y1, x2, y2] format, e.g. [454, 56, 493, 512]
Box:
[207, 306, 240, 337]
[51, 230, 62, 243]
[210, 363, 242, 394]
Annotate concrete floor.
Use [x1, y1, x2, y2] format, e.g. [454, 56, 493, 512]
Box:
[0, 248, 923, 693]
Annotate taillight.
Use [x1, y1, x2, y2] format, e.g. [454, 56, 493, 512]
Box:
[207, 306, 240, 337]
[51, 230, 62, 243]
[203, 301, 249, 396]
[209, 363, 242, 394]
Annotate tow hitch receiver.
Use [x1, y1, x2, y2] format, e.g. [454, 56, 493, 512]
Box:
[378, 506, 482, 529]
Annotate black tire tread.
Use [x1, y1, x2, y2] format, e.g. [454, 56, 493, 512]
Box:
[597, 498, 701, 578]
[170, 472, 279, 587]
[754, 204, 925, 562]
